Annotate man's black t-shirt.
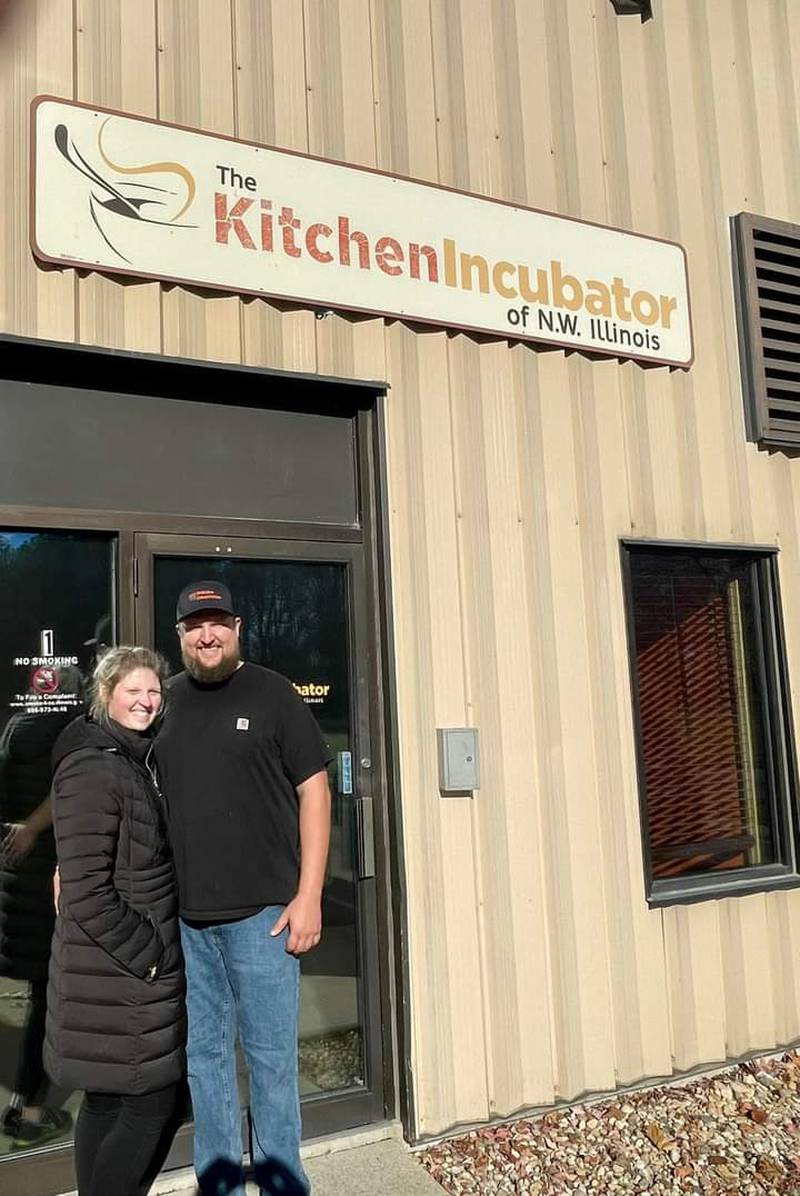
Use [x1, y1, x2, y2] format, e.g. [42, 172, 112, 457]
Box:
[155, 663, 333, 920]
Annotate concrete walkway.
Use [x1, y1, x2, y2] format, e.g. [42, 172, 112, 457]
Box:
[148, 1125, 444, 1196]
[306, 1136, 443, 1195]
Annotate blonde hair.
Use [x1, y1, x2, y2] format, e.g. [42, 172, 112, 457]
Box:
[90, 646, 169, 722]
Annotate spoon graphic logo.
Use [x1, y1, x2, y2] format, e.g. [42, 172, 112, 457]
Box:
[53, 117, 197, 264]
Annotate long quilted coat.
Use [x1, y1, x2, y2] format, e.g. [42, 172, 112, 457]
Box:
[44, 716, 186, 1094]
[0, 710, 73, 982]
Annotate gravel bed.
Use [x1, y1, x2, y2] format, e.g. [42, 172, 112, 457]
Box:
[420, 1052, 800, 1194]
[299, 1027, 362, 1091]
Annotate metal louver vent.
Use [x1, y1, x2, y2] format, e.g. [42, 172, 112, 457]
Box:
[733, 212, 800, 447]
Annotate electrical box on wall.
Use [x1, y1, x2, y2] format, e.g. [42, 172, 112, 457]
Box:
[437, 727, 480, 794]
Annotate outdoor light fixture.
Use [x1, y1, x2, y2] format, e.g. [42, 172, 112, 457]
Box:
[610, 0, 653, 20]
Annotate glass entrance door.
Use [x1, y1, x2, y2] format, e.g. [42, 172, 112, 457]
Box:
[0, 528, 116, 1164]
[134, 534, 384, 1138]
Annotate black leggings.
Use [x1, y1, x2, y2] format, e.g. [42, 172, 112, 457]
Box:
[74, 1084, 178, 1196]
[14, 978, 48, 1103]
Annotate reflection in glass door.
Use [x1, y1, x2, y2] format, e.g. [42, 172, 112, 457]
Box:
[0, 529, 116, 1160]
[136, 535, 383, 1136]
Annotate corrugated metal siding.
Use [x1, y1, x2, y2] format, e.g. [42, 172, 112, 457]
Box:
[2, 0, 800, 1138]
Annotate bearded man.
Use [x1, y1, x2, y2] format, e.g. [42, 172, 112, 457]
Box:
[155, 580, 331, 1196]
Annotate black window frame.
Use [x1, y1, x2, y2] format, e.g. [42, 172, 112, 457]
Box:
[621, 538, 800, 907]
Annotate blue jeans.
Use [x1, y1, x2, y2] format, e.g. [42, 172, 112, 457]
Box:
[180, 907, 308, 1196]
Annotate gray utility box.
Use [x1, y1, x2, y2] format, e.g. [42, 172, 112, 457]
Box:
[436, 727, 480, 793]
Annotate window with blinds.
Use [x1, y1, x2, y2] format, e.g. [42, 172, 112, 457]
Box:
[733, 212, 800, 447]
[622, 543, 799, 903]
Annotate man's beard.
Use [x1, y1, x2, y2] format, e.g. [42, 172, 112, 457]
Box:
[182, 641, 241, 683]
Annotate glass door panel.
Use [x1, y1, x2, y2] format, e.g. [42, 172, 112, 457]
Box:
[151, 554, 362, 1095]
[137, 534, 384, 1137]
[0, 529, 116, 1160]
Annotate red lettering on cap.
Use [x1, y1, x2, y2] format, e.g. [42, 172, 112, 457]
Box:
[189, 589, 223, 602]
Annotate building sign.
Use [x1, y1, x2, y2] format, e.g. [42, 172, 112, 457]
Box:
[32, 96, 693, 368]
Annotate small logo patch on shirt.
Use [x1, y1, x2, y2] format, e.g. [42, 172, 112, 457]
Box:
[236, 717, 250, 731]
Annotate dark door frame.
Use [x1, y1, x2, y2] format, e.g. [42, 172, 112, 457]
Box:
[0, 333, 413, 1196]
[134, 531, 385, 1139]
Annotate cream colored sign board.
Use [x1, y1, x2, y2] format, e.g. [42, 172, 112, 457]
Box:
[32, 97, 693, 367]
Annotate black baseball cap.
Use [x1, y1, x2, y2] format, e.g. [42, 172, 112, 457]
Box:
[176, 580, 235, 622]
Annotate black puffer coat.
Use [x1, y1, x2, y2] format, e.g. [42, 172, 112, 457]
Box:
[44, 716, 186, 1095]
[0, 711, 74, 981]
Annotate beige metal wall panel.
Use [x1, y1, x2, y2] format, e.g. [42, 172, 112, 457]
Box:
[383, 323, 489, 1127]
[234, 0, 317, 374]
[769, 892, 800, 1045]
[304, 0, 386, 384]
[720, 895, 776, 1058]
[8, 0, 800, 1143]
[448, 337, 525, 1116]
[397, 0, 800, 1134]
[566, 355, 673, 1088]
[157, 0, 242, 366]
[528, 349, 620, 1101]
[489, 1, 552, 211]
[75, 0, 161, 354]
[663, 903, 727, 1072]
[453, 338, 559, 1114]
[0, 0, 74, 340]
[371, 0, 439, 183]
[746, 4, 795, 220]
[373, 5, 493, 1127]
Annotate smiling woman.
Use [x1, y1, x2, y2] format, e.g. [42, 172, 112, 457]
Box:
[90, 647, 167, 730]
[104, 669, 163, 731]
[45, 644, 185, 1196]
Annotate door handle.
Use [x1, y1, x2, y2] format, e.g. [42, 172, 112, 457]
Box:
[354, 796, 375, 880]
